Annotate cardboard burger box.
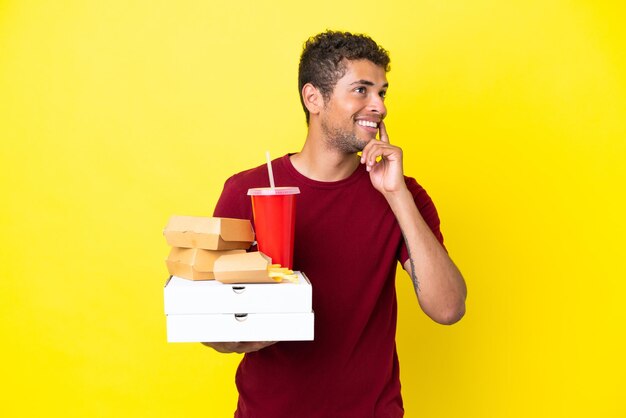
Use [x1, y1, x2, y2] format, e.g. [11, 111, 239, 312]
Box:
[165, 247, 246, 281]
[163, 216, 254, 250]
[213, 251, 276, 283]
[164, 272, 314, 342]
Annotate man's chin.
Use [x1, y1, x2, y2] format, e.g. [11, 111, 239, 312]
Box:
[354, 136, 375, 151]
[346, 140, 368, 154]
[351, 142, 364, 152]
[326, 131, 370, 154]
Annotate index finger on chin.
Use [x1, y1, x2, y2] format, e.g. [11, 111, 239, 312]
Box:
[360, 139, 379, 163]
[379, 120, 390, 144]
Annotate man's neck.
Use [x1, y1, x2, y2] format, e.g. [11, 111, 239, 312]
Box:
[290, 134, 360, 182]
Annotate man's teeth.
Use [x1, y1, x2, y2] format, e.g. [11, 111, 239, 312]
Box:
[357, 120, 378, 128]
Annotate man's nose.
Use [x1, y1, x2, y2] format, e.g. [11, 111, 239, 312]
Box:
[368, 94, 386, 117]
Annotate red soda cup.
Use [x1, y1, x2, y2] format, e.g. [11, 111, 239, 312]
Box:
[247, 187, 300, 269]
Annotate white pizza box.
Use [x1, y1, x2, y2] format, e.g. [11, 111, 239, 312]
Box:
[166, 311, 314, 342]
[164, 271, 312, 315]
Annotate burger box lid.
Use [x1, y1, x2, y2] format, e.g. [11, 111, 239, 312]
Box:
[165, 247, 245, 281]
[166, 311, 314, 343]
[213, 251, 275, 283]
[163, 216, 254, 250]
[164, 271, 312, 314]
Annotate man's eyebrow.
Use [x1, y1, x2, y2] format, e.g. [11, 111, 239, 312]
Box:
[349, 80, 389, 88]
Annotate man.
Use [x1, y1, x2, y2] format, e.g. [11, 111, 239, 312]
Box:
[205, 30, 467, 417]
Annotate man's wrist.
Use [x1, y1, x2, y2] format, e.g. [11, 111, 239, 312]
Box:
[383, 185, 412, 206]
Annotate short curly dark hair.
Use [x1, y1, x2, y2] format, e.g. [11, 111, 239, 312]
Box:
[298, 30, 390, 125]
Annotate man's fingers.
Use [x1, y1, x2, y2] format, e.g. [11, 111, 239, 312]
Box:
[228, 341, 276, 353]
[243, 341, 277, 353]
[379, 120, 389, 143]
[361, 142, 382, 168]
[361, 140, 397, 169]
[202, 341, 277, 354]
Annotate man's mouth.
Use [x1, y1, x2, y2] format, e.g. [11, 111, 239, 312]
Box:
[356, 120, 379, 129]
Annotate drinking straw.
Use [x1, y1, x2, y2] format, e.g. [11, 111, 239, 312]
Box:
[266, 150, 276, 190]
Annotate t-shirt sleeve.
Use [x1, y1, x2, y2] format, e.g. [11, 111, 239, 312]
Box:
[398, 177, 446, 265]
[213, 174, 254, 222]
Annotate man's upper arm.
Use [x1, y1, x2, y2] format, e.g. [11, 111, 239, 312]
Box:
[213, 175, 252, 221]
[397, 177, 446, 267]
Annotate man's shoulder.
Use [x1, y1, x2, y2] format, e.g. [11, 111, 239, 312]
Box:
[214, 161, 274, 218]
[403, 174, 425, 194]
[222, 162, 271, 191]
[403, 174, 438, 209]
[222, 155, 292, 191]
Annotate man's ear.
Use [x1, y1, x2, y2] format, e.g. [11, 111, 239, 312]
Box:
[302, 83, 323, 116]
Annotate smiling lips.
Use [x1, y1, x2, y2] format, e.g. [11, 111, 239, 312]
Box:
[356, 120, 379, 128]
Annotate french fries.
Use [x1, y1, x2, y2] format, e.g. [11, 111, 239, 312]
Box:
[268, 264, 299, 283]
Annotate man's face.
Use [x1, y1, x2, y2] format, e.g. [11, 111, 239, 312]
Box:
[320, 59, 388, 153]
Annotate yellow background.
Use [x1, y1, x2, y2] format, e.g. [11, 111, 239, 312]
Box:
[1, 1, 625, 416]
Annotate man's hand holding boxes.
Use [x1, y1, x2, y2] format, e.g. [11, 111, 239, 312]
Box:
[162, 207, 314, 343]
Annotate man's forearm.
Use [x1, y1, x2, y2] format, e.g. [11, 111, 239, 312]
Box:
[386, 188, 467, 325]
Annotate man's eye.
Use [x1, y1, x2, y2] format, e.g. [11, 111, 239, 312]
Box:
[355, 87, 366, 94]
[380, 90, 387, 99]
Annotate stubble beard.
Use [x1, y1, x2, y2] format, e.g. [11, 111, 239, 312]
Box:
[321, 119, 367, 154]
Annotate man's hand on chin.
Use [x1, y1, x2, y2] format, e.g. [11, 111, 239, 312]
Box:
[360, 121, 406, 195]
[201, 341, 277, 354]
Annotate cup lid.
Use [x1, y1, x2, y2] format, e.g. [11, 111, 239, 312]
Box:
[247, 187, 301, 196]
